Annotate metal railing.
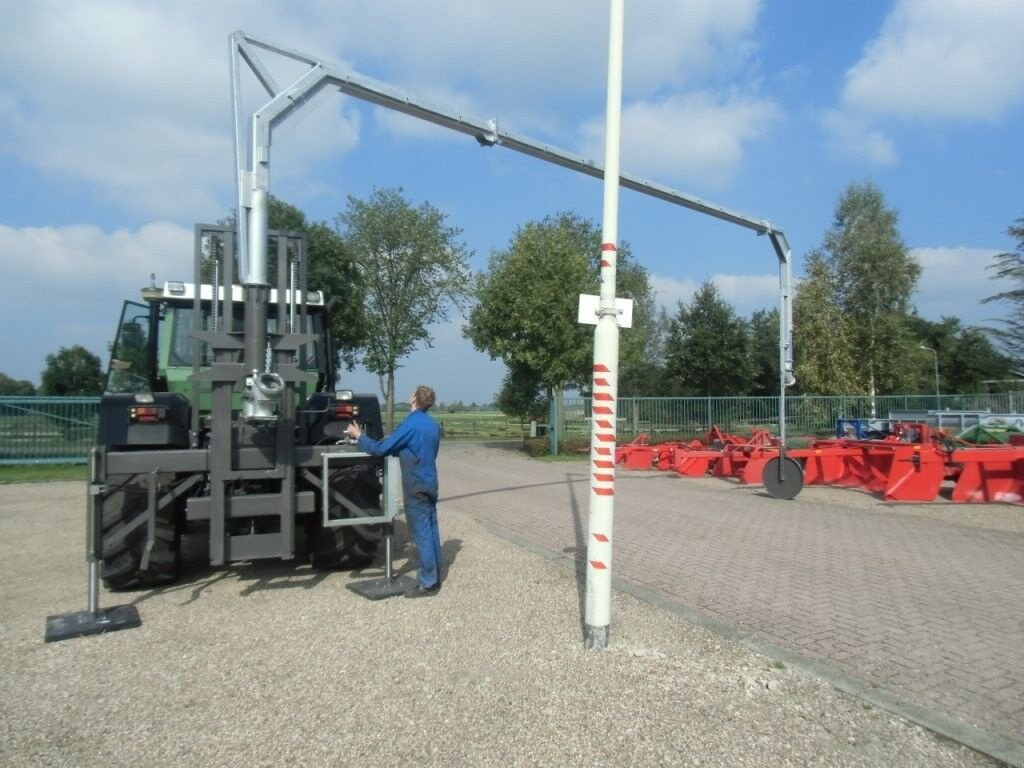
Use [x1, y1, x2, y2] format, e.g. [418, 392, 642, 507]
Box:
[4, 392, 1023, 464]
[0, 397, 100, 465]
[553, 392, 1024, 445]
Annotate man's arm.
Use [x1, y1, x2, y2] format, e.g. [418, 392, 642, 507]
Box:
[352, 417, 414, 457]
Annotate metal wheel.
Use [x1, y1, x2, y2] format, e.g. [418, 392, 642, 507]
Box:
[763, 456, 804, 500]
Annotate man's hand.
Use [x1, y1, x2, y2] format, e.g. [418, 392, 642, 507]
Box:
[345, 422, 362, 441]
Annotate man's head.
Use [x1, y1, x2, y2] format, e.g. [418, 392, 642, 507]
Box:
[410, 385, 436, 412]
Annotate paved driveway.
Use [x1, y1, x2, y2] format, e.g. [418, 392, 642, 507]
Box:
[438, 441, 1024, 761]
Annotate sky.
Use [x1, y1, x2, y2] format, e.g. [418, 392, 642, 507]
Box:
[2, 0, 1022, 404]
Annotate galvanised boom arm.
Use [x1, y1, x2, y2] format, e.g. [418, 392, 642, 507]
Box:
[230, 31, 795, 425]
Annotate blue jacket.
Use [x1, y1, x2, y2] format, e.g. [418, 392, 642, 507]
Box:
[357, 409, 441, 500]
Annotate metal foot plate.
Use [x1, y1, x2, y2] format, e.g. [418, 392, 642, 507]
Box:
[44, 605, 142, 643]
[346, 574, 418, 601]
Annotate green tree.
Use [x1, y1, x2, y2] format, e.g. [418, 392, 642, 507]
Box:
[495, 365, 547, 424]
[665, 281, 751, 396]
[0, 374, 36, 395]
[465, 211, 654, 413]
[40, 345, 104, 395]
[824, 181, 921, 397]
[747, 308, 781, 396]
[908, 315, 1013, 394]
[792, 250, 858, 395]
[336, 188, 472, 429]
[982, 216, 1024, 368]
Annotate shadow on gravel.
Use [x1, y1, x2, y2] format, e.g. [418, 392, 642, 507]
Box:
[564, 471, 587, 640]
[123, 518, 467, 605]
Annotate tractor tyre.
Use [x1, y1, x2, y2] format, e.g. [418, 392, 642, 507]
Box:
[101, 483, 180, 590]
[310, 467, 382, 570]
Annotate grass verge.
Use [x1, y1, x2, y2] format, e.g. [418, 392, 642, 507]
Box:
[0, 464, 87, 484]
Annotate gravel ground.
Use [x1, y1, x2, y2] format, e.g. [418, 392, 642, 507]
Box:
[0, 478, 998, 767]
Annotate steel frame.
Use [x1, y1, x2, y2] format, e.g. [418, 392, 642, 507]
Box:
[228, 30, 797, 444]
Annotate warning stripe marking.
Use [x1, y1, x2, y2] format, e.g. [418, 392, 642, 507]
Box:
[596, 419, 613, 429]
[593, 533, 609, 542]
[602, 243, 617, 252]
[596, 447, 611, 456]
[594, 377, 610, 387]
[594, 364, 611, 373]
[590, 560, 608, 569]
[593, 472, 614, 482]
[593, 392, 614, 401]
[597, 433, 616, 442]
[593, 460, 614, 469]
[593, 487, 614, 496]
[593, 406, 613, 415]
[600, 259, 611, 267]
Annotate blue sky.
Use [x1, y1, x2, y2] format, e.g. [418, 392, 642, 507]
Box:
[2, 1, 1022, 404]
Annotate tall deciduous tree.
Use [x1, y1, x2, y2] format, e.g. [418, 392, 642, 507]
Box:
[665, 281, 751, 396]
[40, 345, 104, 395]
[982, 216, 1024, 368]
[464, 211, 654, 414]
[826, 181, 921, 397]
[793, 250, 859, 395]
[337, 188, 472, 429]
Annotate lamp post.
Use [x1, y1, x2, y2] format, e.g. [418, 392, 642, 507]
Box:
[919, 345, 940, 410]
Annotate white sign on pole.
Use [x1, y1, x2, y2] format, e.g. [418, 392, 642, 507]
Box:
[577, 294, 633, 328]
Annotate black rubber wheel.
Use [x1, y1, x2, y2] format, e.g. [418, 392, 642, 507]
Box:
[763, 456, 804, 500]
[101, 483, 180, 590]
[310, 466, 382, 570]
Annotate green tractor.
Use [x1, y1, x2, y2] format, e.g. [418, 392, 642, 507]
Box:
[94, 224, 395, 589]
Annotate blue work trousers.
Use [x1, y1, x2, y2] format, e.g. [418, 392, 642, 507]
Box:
[406, 492, 442, 589]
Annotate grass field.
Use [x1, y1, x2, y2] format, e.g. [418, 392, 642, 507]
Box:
[0, 464, 87, 484]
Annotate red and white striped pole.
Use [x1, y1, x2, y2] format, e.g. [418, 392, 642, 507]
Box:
[584, 0, 624, 650]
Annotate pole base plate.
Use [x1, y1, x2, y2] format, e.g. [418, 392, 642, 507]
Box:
[346, 573, 418, 601]
[44, 605, 141, 643]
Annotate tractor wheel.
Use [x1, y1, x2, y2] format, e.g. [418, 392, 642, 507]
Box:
[310, 467, 382, 570]
[101, 483, 180, 590]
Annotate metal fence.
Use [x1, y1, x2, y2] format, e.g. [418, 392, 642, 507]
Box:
[554, 392, 1024, 445]
[0, 397, 100, 465]
[4, 392, 1024, 464]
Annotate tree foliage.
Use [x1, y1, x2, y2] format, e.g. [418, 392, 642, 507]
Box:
[40, 345, 104, 396]
[982, 216, 1024, 368]
[907, 314, 1013, 394]
[794, 181, 920, 396]
[793, 251, 859, 394]
[665, 281, 751, 396]
[465, 211, 654, 406]
[0, 373, 36, 396]
[746, 308, 782, 397]
[336, 188, 472, 429]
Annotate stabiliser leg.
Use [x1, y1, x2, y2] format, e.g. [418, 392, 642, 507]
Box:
[346, 521, 416, 600]
[45, 449, 142, 642]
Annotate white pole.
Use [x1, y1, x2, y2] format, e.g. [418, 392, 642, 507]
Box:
[584, 0, 624, 650]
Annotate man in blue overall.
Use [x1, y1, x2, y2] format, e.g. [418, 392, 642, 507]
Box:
[346, 385, 443, 598]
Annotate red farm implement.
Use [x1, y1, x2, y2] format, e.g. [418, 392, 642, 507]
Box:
[616, 423, 1024, 504]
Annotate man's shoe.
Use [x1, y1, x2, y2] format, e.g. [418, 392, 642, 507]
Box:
[404, 584, 440, 599]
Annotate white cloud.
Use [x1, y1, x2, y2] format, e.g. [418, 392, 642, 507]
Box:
[0, 221, 195, 382]
[0, 1, 767, 221]
[651, 272, 779, 317]
[910, 246, 1004, 326]
[820, 109, 897, 166]
[842, 0, 1024, 121]
[0, 222, 192, 290]
[582, 93, 782, 186]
